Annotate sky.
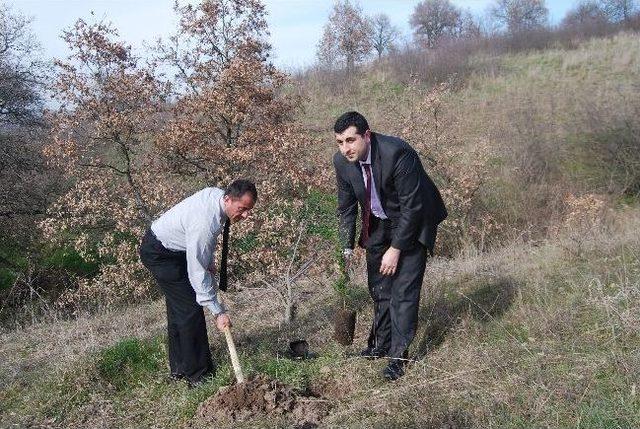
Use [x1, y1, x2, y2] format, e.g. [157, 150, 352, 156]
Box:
[10, 0, 578, 70]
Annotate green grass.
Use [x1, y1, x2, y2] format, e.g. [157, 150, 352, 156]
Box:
[0, 242, 27, 290]
[0, 330, 346, 427]
[96, 336, 165, 390]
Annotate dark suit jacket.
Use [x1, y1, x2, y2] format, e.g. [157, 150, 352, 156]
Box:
[333, 132, 447, 254]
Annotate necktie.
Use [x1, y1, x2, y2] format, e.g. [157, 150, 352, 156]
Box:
[219, 220, 230, 291]
[359, 163, 372, 247]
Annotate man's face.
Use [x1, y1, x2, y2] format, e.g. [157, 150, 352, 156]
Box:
[335, 126, 370, 163]
[223, 193, 255, 223]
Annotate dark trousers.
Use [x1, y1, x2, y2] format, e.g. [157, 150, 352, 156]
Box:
[139, 229, 214, 382]
[365, 217, 430, 359]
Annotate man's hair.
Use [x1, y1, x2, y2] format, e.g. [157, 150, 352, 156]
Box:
[224, 179, 258, 202]
[334, 111, 370, 135]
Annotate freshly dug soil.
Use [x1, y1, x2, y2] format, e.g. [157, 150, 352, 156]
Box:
[196, 375, 330, 427]
[333, 308, 356, 345]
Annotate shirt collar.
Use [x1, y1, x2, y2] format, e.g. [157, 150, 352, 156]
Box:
[218, 193, 228, 224]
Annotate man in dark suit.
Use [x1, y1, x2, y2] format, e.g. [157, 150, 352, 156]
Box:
[333, 111, 447, 380]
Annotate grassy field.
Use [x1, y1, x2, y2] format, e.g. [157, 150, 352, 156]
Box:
[2, 33, 640, 428]
[1, 209, 638, 428]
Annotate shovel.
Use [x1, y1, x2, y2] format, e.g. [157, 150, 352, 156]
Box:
[222, 326, 245, 383]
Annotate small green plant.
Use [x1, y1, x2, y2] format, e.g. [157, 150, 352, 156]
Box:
[332, 247, 351, 309]
[331, 247, 369, 311]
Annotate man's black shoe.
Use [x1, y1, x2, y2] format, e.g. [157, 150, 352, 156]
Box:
[382, 359, 405, 381]
[185, 369, 216, 388]
[360, 346, 388, 360]
[187, 376, 209, 389]
[168, 372, 185, 382]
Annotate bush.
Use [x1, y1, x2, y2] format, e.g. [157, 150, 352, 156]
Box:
[305, 190, 338, 240]
[42, 246, 99, 277]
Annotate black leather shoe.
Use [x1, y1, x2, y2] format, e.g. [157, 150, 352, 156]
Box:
[382, 360, 405, 381]
[187, 376, 209, 388]
[360, 346, 388, 360]
[168, 372, 185, 382]
[186, 369, 216, 388]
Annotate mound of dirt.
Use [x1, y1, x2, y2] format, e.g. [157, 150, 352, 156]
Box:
[196, 375, 330, 428]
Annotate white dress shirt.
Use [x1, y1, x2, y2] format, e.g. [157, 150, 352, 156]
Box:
[151, 187, 227, 315]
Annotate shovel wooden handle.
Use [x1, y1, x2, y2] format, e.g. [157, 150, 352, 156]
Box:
[223, 326, 245, 383]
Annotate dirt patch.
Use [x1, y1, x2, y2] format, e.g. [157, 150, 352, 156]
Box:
[196, 375, 330, 428]
[307, 376, 354, 401]
[333, 309, 356, 345]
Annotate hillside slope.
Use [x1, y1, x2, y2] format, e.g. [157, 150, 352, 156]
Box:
[2, 33, 640, 429]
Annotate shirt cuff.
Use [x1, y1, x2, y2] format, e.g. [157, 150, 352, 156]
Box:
[206, 301, 226, 316]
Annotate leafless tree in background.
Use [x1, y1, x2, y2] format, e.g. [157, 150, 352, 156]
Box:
[316, 0, 372, 73]
[489, 0, 549, 33]
[456, 9, 483, 39]
[370, 13, 399, 58]
[601, 0, 638, 22]
[0, 5, 45, 126]
[561, 1, 609, 27]
[0, 5, 56, 252]
[410, 0, 462, 48]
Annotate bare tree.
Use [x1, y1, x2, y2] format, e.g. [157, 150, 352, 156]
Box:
[489, 0, 549, 33]
[370, 13, 399, 58]
[456, 9, 483, 38]
[0, 5, 45, 126]
[316, 1, 372, 73]
[0, 5, 56, 249]
[561, 0, 609, 27]
[410, 0, 462, 48]
[257, 221, 316, 323]
[601, 0, 638, 22]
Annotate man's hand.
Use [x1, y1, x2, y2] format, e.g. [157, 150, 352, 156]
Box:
[380, 246, 401, 276]
[216, 313, 231, 331]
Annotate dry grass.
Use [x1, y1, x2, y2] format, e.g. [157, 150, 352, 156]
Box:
[0, 301, 166, 388]
[317, 209, 640, 428]
[1, 209, 638, 428]
[299, 32, 640, 250]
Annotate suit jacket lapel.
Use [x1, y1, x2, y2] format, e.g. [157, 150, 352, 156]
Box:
[347, 160, 365, 205]
[371, 133, 383, 201]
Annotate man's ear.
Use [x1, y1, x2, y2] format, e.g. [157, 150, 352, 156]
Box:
[364, 129, 371, 141]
